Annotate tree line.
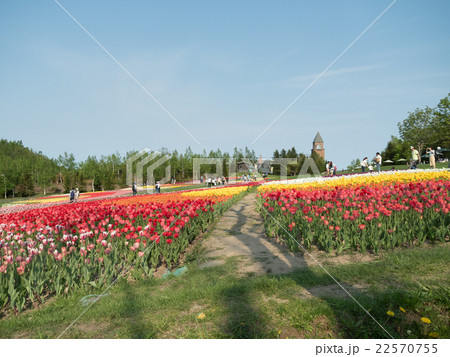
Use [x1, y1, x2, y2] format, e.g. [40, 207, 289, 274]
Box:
[345, 93, 449, 169]
[382, 93, 449, 162]
[0, 142, 326, 198]
[272, 148, 326, 175]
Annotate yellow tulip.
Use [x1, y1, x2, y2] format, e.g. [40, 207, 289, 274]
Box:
[259, 170, 450, 192]
[182, 186, 248, 198]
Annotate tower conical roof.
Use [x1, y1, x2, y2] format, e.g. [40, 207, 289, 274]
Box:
[313, 132, 324, 143]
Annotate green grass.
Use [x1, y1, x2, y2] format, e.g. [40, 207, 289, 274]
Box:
[133, 183, 206, 195]
[0, 195, 44, 205]
[340, 161, 449, 175]
[0, 243, 448, 339]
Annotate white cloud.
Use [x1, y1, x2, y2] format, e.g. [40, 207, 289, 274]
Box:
[279, 64, 382, 88]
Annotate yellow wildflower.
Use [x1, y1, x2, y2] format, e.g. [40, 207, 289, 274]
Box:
[197, 313, 206, 320]
[428, 332, 439, 338]
[387, 310, 395, 317]
[421, 317, 431, 324]
[399, 307, 406, 313]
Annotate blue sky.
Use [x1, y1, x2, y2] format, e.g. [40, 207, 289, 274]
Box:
[1, 0, 449, 169]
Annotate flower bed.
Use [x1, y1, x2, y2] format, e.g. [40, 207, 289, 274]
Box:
[258, 171, 450, 254]
[0, 190, 130, 215]
[0, 185, 250, 312]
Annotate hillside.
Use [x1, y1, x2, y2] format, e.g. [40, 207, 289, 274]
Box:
[0, 139, 60, 197]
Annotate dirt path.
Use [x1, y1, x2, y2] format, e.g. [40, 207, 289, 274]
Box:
[200, 192, 375, 277]
[200, 192, 309, 275]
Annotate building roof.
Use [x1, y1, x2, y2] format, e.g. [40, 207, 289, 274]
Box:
[313, 132, 324, 143]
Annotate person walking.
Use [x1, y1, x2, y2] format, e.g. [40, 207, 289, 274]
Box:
[410, 146, 420, 169]
[69, 188, 75, 203]
[361, 157, 368, 173]
[132, 183, 137, 196]
[75, 188, 80, 203]
[427, 147, 436, 169]
[326, 161, 331, 176]
[374, 153, 382, 172]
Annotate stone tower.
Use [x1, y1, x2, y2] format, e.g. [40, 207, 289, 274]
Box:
[311, 132, 325, 159]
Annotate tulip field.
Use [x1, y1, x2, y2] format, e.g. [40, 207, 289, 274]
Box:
[258, 170, 450, 254]
[0, 184, 253, 313]
[1, 169, 449, 322]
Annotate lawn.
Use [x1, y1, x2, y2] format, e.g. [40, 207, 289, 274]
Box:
[0, 242, 447, 339]
[339, 161, 449, 175]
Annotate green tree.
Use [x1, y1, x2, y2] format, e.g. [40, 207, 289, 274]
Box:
[244, 147, 257, 164]
[286, 147, 298, 176]
[311, 151, 326, 173]
[347, 158, 361, 171]
[431, 94, 450, 148]
[81, 156, 101, 192]
[16, 172, 34, 197]
[272, 149, 280, 175]
[286, 147, 298, 158]
[296, 153, 306, 175]
[63, 173, 74, 193]
[57, 152, 77, 171]
[77, 172, 87, 192]
[398, 94, 450, 153]
[381, 136, 410, 162]
[232, 147, 244, 161]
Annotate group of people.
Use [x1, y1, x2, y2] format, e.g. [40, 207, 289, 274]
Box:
[408, 146, 436, 169]
[69, 187, 79, 203]
[325, 161, 337, 176]
[205, 176, 228, 187]
[357, 146, 438, 174]
[132, 181, 161, 195]
[241, 174, 256, 182]
[359, 152, 383, 173]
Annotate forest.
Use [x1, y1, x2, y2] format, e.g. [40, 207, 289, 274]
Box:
[0, 141, 324, 198]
